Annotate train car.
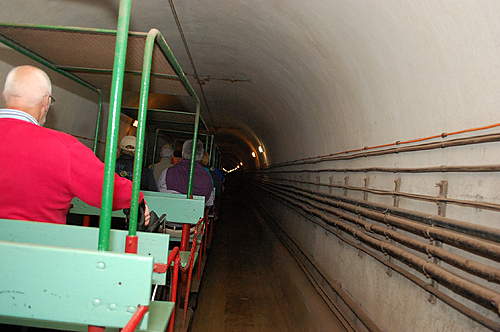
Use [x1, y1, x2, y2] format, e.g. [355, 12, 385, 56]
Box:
[1, 1, 499, 332]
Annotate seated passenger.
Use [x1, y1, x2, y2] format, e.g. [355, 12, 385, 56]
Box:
[171, 149, 182, 165]
[157, 149, 181, 192]
[149, 143, 173, 187]
[0, 65, 149, 224]
[163, 139, 215, 206]
[116, 135, 158, 192]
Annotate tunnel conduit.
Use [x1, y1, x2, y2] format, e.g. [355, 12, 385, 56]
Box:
[258, 179, 500, 244]
[253, 198, 382, 332]
[254, 183, 500, 330]
[260, 164, 500, 174]
[260, 181, 500, 282]
[254, 187, 500, 331]
[261, 180, 500, 264]
[270, 123, 500, 168]
[266, 179, 500, 242]
[269, 132, 500, 168]
[275, 178, 500, 211]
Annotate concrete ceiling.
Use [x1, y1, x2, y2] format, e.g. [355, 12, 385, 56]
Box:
[3, 1, 500, 167]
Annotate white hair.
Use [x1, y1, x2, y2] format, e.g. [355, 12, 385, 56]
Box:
[3, 65, 52, 106]
[182, 139, 204, 161]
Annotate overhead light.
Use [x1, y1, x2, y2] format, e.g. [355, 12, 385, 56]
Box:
[258, 145, 264, 153]
[240, 162, 243, 166]
[251, 151, 256, 158]
[132, 120, 138, 127]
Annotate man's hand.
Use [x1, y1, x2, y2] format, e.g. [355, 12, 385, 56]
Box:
[144, 203, 151, 226]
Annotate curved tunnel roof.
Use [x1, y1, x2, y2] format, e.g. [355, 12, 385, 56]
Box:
[1, 1, 500, 168]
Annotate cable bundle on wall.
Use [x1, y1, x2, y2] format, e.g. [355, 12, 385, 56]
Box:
[251, 179, 500, 331]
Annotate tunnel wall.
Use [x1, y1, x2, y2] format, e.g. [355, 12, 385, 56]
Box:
[256, 138, 500, 331]
[248, 2, 500, 331]
[1, 1, 499, 330]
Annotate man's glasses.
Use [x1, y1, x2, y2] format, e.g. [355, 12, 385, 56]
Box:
[48, 95, 56, 106]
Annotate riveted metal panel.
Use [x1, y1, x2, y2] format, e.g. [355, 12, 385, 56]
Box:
[0, 240, 152, 328]
[142, 191, 205, 224]
[0, 219, 169, 285]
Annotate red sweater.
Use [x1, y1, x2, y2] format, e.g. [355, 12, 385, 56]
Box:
[0, 118, 141, 224]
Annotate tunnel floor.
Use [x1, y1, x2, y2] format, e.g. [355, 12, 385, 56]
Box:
[191, 188, 345, 332]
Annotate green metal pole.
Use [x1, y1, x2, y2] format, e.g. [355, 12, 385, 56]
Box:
[212, 147, 217, 169]
[98, 0, 133, 251]
[128, 29, 157, 236]
[152, 128, 160, 164]
[204, 135, 209, 154]
[92, 90, 103, 154]
[207, 135, 213, 167]
[0, 34, 99, 93]
[186, 102, 201, 198]
[157, 129, 208, 137]
[56, 65, 178, 80]
[155, 30, 202, 198]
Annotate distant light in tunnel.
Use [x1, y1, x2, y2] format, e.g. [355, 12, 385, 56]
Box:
[251, 151, 256, 158]
[258, 145, 264, 153]
[132, 120, 138, 127]
[240, 162, 243, 166]
[223, 164, 241, 174]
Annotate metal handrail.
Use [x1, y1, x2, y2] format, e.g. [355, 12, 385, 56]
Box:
[98, 0, 133, 250]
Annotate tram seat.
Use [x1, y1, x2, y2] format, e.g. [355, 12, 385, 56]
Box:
[70, 191, 206, 276]
[0, 239, 174, 331]
[70, 191, 205, 225]
[0, 218, 171, 285]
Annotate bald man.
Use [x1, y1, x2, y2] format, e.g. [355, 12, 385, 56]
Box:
[0, 65, 149, 225]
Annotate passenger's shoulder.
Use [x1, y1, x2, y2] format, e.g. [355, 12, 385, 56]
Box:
[41, 127, 83, 147]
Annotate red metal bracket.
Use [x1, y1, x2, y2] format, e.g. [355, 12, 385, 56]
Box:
[122, 305, 149, 332]
[153, 247, 180, 273]
[154, 263, 168, 273]
[125, 235, 138, 254]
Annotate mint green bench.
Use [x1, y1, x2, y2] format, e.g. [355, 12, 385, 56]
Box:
[70, 191, 205, 225]
[0, 239, 173, 331]
[0, 219, 170, 285]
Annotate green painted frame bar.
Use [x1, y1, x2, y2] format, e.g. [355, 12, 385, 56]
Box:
[99, 0, 133, 250]
[0, 240, 152, 329]
[128, 107, 207, 128]
[142, 191, 205, 224]
[0, 219, 170, 285]
[70, 191, 205, 225]
[147, 111, 209, 165]
[208, 135, 215, 167]
[129, 29, 157, 236]
[154, 32, 201, 198]
[57, 66, 179, 81]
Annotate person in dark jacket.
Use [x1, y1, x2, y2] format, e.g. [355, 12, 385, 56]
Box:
[116, 135, 158, 192]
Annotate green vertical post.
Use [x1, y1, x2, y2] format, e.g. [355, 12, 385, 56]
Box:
[204, 135, 209, 154]
[212, 147, 217, 169]
[92, 90, 103, 154]
[152, 128, 160, 165]
[128, 29, 157, 236]
[186, 103, 201, 197]
[98, 0, 133, 251]
[208, 135, 214, 167]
